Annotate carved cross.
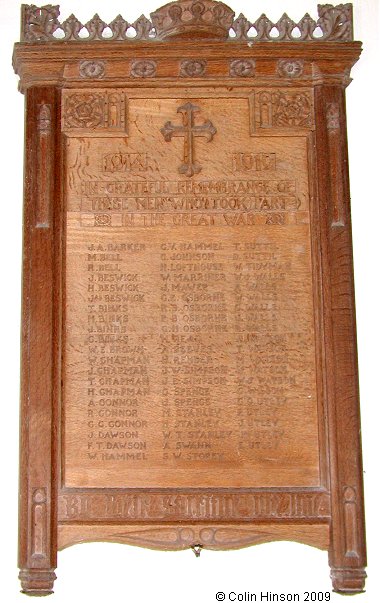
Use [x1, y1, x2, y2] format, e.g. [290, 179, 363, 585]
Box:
[160, 102, 216, 177]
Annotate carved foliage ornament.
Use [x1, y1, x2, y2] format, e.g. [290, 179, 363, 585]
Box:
[231, 3, 353, 41]
[255, 91, 313, 130]
[274, 92, 312, 127]
[21, 3, 354, 42]
[22, 5, 154, 41]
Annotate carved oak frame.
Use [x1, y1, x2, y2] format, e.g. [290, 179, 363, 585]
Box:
[13, 1, 366, 595]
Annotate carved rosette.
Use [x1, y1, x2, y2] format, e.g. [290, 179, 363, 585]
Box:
[130, 59, 157, 78]
[65, 93, 104, 129]
[230, 59, 255, 78]
[94, 214, 112, 227]
[63, 91, 128, 133]
[277, 59, 304, 78]
[180, 59, 206, 77]
[273, 92, 312, 127]
[250, 90, 313, 134]
[79, 60, 106, 79]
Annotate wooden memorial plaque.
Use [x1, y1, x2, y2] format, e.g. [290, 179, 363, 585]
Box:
[13, 1, 367, 595]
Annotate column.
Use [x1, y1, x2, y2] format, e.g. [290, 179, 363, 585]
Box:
[18, 86, 60, 595]
[314, 85, 366, 593]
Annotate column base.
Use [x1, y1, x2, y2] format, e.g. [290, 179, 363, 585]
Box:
[19, 569, 56, 596]
[330, 567, 367, 595]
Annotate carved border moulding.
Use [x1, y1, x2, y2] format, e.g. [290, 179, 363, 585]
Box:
[249, 89, 314, 135]
[21, 3, 354, 42]
[14, 0, 366, 597]
[62, 90, 128, 134]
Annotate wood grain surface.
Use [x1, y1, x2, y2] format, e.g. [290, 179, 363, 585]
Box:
[63, 95, 320, 489]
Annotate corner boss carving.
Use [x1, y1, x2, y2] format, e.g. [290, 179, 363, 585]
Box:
[13, 0, 366, 597]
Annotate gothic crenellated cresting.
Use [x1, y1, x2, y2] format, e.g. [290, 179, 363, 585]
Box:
[21, 2, 353, 42]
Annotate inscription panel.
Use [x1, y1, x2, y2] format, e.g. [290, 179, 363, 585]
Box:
[64, 95, 320, 489]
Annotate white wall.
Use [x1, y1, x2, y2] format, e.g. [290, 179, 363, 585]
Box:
[0, 1, 378, 601]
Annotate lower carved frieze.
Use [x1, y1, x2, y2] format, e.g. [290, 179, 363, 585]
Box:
[59, 490, 330, 522]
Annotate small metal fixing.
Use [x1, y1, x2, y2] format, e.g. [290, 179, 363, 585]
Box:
[191, 544, 203, 557]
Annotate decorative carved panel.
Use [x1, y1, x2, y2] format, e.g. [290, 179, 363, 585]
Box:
[62, 90, 128, 134]
[13, 0, 366, 596]
[249, 90, 314, 135]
